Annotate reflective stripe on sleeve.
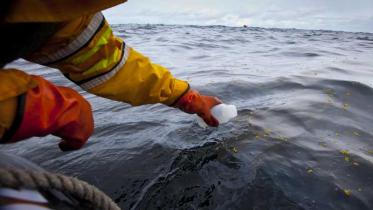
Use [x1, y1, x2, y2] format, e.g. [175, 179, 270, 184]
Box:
[33, 13, 104, 65]
[79, 44, 130, 90]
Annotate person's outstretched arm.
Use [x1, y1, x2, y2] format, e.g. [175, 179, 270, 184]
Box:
[26, 12, 221, 126]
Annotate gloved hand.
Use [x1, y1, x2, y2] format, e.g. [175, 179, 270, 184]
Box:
[175, 89, 222, 127]
[6, 76, 94, 151]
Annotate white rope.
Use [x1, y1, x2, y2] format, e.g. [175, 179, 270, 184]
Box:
[0, 168, 120, 210]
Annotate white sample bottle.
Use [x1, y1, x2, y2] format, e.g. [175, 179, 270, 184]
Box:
[196, 104, 238, 128]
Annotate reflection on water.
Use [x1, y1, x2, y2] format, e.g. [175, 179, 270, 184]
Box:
[2, 25, 373, 210]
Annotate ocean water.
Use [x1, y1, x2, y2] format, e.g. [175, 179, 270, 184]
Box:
[2, 24, 373, 210]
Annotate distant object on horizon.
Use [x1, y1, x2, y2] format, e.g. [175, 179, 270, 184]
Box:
[243, 25, 248, 28]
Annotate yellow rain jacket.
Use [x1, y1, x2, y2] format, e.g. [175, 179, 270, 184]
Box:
[0, 0, 189, 138]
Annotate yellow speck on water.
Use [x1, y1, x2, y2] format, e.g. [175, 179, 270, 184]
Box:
[353, 131, 360, 136]
[264, 129, 272, 135]
[324, 88, 335, 95]
[343, 103, 349, 110]
[353, 162, 359, 166]
[340, 150, 350, 162]
[368, 150, 373, 155]
[319, 142, 327, 147]
[343, 189, 351, 196]
[231, 147, 238, 153]
[358, 188, 363, 192]
[307, 169, 313, 174]
[279, 136, 288, 141]
[335, 132, 340, 136]
[340, 150, 349, 155]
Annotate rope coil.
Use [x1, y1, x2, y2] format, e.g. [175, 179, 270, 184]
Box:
[0, 168, 120, 210]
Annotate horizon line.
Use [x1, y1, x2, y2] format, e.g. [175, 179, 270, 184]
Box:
[110, 22, 373, 34]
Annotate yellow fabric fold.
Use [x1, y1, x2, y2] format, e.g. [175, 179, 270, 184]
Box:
[5, 0, 126, 23]
[0, 96, 17, 138]
[0, 69, 38, 101]
[0, 69, 37, 139]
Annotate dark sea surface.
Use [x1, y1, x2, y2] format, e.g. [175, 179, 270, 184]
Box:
[2, 25, 373, 210]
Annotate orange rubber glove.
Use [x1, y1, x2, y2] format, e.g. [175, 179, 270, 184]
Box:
[175, 89, 222, 127]
[6, 76, 94, 151]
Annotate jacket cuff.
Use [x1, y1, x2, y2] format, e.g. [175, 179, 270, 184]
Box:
[165, 79, 190, 106]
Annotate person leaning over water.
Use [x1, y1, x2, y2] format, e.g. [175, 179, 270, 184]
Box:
[0, 0, 223, 151]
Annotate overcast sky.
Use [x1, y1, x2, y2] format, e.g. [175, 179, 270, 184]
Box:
[103, 0, 373, 33]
